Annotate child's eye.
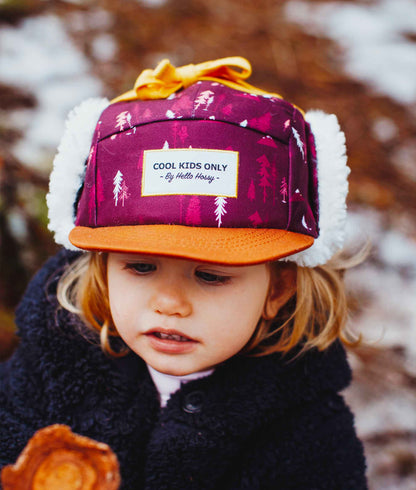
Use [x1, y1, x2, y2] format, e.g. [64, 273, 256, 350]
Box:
[124, 262, 156, 275]
[195, 270, 231, 284]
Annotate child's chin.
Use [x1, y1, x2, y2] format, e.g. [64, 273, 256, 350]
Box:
[153, 365, 195, 376]
[148, 360, 206, 377]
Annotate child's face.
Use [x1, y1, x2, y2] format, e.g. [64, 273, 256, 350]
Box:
[107, 253, 283, 376]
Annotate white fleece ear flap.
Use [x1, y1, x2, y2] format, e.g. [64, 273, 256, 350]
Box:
[46, 97, 110, 250]
[288, 110, 350, 267]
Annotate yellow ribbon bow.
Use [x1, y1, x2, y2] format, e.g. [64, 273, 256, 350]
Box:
[112, 56, 282, 103]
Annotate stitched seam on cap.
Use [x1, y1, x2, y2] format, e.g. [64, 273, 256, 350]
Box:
[97, 116, 290, 145]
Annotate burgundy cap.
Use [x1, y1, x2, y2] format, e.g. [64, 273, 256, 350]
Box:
[69, 81, 319, 264]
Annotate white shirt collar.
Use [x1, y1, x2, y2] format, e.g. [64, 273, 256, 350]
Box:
[147, 365, 214, 407]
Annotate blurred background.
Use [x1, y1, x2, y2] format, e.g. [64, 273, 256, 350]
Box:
[0, 0, 415, 487]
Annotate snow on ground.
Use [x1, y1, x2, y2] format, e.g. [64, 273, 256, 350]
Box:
[372, 117, 399, 144]
[345, 208, 416, 367]
[0, 15, 102, 171]
[344, 208, 416, 488]
[344, 208, 416, 430]
[90, 33, 118, 62]
[285, 0, 416, 104]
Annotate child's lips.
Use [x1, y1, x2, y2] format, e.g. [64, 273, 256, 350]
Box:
[145, 328, 198, 354]
[145, 328, 195, 342]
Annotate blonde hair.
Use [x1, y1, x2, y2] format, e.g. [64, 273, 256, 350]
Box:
[57, 253, 128, 357]
[243, 251, 366, 356]
[57, 249, 366, 357]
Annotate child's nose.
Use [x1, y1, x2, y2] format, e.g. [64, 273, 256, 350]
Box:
[150, 283, 192, 317]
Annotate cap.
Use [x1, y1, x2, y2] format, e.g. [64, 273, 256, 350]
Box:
[47, 57, 349, 267]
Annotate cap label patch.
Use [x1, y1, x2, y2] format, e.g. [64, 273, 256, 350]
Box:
[142, 149, 239, 197]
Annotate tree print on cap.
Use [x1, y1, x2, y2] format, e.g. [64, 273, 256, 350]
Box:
[194, 90, 214, 111]
[113, 170, 129, 207]
[280, 177, 288, 203]
[222, 103, 233, 116]
[171, 94, 194, 113]
[172, 122, 189, 146]
[119, 180, 130, 207]
[249, 112, 271, 132]
[214, 196, 227, 227]
[186, 196, 202, 225]
[247, 179, 256, 202]
[86, 145, 95, 168]
[290, 188, 304, 202]
[302, 214, 313, 232]
[115, 111, 132, 131]
[249, 211, 262, 227]
[292, 127, 305, 160]
[257, 135, 277, 148]
[257, 155, 272, 203]
[97, 168, 105, 205]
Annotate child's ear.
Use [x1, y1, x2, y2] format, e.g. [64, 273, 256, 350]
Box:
[263, 264, 297, 320]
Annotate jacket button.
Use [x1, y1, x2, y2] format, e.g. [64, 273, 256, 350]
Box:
[183, 391, 204, 413]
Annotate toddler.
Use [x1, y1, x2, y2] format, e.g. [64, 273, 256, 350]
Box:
[0, 57, 367, 489]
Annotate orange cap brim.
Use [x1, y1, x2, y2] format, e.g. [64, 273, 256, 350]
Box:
[69, 225, 314, 265]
